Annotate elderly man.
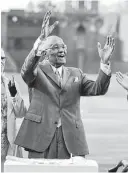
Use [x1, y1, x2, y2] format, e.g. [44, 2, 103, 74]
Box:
[116, 72, 128, 100]
[15, 11, 115, 159]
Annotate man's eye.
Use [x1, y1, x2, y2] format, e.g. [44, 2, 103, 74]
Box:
[1, 57, 6, 60]
[53, 46, 58, 49]
[63, 45, 67, 48]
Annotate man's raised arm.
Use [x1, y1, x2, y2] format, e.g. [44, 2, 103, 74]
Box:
[80, 36, 115, 96]
[21, 10, 59, 85]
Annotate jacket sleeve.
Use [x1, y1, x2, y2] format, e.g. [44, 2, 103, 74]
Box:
[80, 69, 111, 96]
[21, 49, 40, 85]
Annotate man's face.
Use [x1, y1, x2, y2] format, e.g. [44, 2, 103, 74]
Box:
[1, 49, 6, 73]
[43, 36, 67, 68]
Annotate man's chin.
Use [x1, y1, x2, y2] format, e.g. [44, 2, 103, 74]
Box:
[57, 60, 66, 66]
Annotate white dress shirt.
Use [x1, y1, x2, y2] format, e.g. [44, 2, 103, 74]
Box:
[51, 65, 63, 78]
[100, 61, 111, 76]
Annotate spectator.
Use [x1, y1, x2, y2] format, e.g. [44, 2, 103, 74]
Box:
[116, 72, 128, 100]
[1, 48, 26, 172]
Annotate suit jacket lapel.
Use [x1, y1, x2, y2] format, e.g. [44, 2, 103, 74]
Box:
[40, 63, 60, 88]
[61, 66, 70, 90]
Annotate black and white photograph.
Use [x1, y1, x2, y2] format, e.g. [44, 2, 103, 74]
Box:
[1, 0, 128, 172]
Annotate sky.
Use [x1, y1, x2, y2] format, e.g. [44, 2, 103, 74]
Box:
[0, 0, 121, 11]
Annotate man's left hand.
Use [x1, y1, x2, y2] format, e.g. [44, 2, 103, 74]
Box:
[97, 36, 115, 64]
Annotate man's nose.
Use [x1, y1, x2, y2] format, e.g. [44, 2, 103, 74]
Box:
[58, 47, 64, 53]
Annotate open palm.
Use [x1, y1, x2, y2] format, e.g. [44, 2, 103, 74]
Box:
[98, 36, 115, 64]
[33, 10, 59, 54]
[39, 10, 59, 40]
[116, 72, 128, 91]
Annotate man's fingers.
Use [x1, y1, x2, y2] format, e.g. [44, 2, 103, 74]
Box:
[111, 38, 115, 47]
[116, 74, 123, 84]
[116, 72, 124, 82]
[43, 11, 49, 20]
[44, 11, 51, 26]
[109, 36, 112, 46]
[111, 44, 115, 55]
[107, 35, 114, 46]
[116, 71, 123, 76]
[97, 42, 101, 50]
[45, 17, 50, 33]
[41, 10, 51, 34]
[117, 71, 124, 79]
[116, 77, 122, 84]
[40, 10, 60, 38]
[49, 21, 59, 34]
[108, 35, 114, 46]
[106, 36, 109, 45]
[43, 10, 51, 23]
[41, 11, 49, 28]
[111, 38, 115, 55]
[52, 21, 59, 28]
[44, 14, 50, 26]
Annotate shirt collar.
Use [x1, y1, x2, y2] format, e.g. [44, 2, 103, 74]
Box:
[50, 65, 63, 77]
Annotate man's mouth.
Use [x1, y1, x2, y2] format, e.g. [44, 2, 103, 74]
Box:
[57, 54, 65, 58]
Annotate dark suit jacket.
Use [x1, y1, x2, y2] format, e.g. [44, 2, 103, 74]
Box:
[15, 49, 111, 156]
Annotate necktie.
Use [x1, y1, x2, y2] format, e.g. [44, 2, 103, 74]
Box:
[55, 69, 62, 87]
[55, 69, 62, 127]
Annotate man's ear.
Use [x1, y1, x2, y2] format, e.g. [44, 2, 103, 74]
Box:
[45, 49, 51, 58]
[42, 50, 47, 56]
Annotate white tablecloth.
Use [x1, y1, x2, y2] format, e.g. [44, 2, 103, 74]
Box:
[4, 156, 98, 172]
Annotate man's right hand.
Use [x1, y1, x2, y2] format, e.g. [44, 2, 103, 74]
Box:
[33, 10, 59, 56]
